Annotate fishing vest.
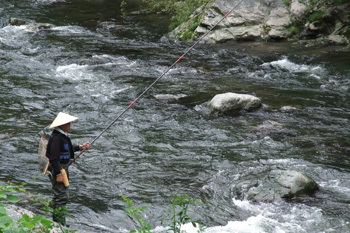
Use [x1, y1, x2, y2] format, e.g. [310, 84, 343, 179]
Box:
[59, 140, 72, 164]
[46, 130, 74, 164]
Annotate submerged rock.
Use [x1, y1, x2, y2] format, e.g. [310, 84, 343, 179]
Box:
[209, 92, 261, 116]
[234, 170, 319, 202]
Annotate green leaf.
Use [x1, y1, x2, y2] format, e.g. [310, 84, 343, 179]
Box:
[24, 222, 36, 229]
[0, 205, 6, 216]
[0, 191, 6, 199]
[41, 218, 54, 228]
[20, 214, 30, 221]
[0, 215, 14, 227]
[6, 195, 21, 203]
[4, 186, 17, 193]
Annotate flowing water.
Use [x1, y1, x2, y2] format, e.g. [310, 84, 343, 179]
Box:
[1, 0, 350, 232]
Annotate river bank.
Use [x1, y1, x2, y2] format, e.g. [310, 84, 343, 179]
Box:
[1, 0, 350, 232]
[169, 0, 350, 48]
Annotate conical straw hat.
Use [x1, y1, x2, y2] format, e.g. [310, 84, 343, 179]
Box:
[49, 112, 78, 129]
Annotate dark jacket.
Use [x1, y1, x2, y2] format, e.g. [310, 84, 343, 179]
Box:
[46, 129, 80, 175]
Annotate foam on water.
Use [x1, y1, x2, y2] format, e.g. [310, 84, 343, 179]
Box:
[51, 25, 93, 36]
[56, 64, 91, 80]
[33, 0, 65, 4]
[181, 199, 326, 233]
[261, 57, 324, 74]
[0, 25, 30, 47]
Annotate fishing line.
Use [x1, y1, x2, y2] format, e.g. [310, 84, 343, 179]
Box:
[67, 0, 244, 166]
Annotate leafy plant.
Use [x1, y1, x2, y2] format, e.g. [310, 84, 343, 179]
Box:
[331, 0, 348, 5]
[283, 0, 291, 6]
[141, 0, 208, 31]
[0, 180, 75, 233]
[121, 194, 204, 233]
[120, 195, 152, 233]
[120, 0, 128, 18]
[289, 25, 300, 35]
[309, 11, 325, 22]
[0, 184, 53, 232]
[162, 194, 204, 233]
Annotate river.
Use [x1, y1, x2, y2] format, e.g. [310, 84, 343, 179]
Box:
[0, 0, 350, 232]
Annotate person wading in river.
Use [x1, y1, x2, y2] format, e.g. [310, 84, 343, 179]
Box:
[46, 112, 91, 226]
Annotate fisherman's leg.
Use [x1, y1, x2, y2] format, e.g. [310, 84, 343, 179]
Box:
[51, 177, 69, 225]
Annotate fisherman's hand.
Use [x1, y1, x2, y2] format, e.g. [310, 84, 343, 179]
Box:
[56, 174, 64, 183]
[81, 142, 91, 150]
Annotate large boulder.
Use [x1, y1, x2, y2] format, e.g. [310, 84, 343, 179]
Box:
[209, 92, 262, 116]
[234, 170, 319, 202]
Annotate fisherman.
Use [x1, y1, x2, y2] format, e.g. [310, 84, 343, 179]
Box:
[46, 112, 91, 226]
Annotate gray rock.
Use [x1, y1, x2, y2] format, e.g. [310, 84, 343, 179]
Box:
[266, 8, 291, 27]
[154, 94, 186, 102]
[26, 23, 54, 32]
[6, 205, 61, 232]
[290, 0, 308, 20]
[209, 92, 262, 115]
[9, 18, 26, 26]
[326, 34, 349, 45]
[168, 0, 350, 46]
[9, 18, 54, 31]
[235, 170, 319, 202]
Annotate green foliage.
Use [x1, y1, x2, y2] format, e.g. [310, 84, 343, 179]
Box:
[178, 29, 195, 41]
[308, 11, 325, 22]
[163, 194, 204, 233]
[189, 23, 199, 32]
[332, 0, 348, 5]
[262, 24, 271, 34]
[17, 214, 54, 232]
[283, 0, 291, 6]
[120, 195, 152, 233]
[0, 180, 75, 233]
[141, 0, 208, 31]
[289, 25, 300, 35]
[120, 1, 127, 18]
[121, 194, 204, 233]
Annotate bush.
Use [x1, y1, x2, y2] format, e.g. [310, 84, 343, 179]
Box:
[309, 11, 325, 22]
[121, 194, 204, 233]
[289, 25, 299, 35]
[141, 0, 208, 31]
[0, 182, 75, 233]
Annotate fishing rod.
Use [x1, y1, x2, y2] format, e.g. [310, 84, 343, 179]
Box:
[67, 0, 244, 167]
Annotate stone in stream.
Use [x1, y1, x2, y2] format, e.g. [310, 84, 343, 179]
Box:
[233, 170, 319, 202]
[154, 94, 186, 102]
[208, 92, 262, 116]
[9, 18, 54, 31]
[9, 18, 26, 26]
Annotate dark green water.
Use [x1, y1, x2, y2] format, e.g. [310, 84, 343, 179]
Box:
[1, 0, 350, 232]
